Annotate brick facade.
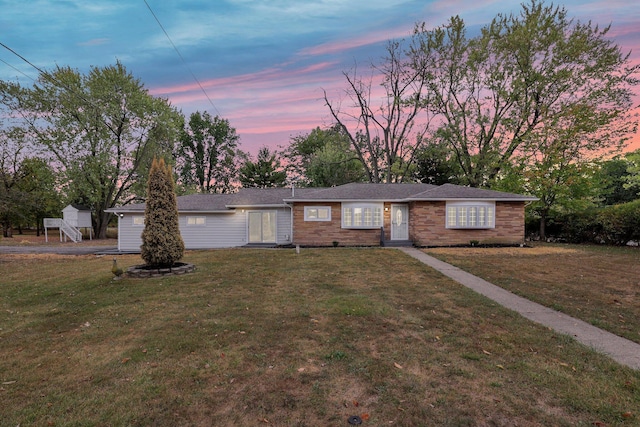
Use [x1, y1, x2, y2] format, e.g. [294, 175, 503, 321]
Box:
[292, 202, 382, 246]
[293, 201, 526, 247]
[409, 201, 525, 246]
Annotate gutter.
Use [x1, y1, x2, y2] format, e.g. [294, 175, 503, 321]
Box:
[225, 204, 290, 209]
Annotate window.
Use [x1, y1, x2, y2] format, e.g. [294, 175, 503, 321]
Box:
[132, 216, 144, 226]
[186, 216, 206, 226]
[446, 202, 495, 229]
[304, 206, 331, 221]
[342, 203, 383, 229]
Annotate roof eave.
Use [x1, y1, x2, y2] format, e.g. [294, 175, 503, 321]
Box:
[182, 209, 237, 213]
[106, 208, 237, 214]
[409, 197, 539, 202]
[225, 203, 290, 208]
[283, 198, 407, 203]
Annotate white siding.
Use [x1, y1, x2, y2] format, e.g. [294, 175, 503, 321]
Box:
[276, 207, 292, 244]
[117, 207, 293, 251]
[62, 206, 78, 226]
[118, 214, 144, 251]
[62, 205, 92, 228]
[180, 213, 246, 249]
[76, 211, 93, 228]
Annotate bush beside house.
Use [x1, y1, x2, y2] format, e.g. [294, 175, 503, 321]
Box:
[528, 200, 640, 245]
[140, 158, 185, 267]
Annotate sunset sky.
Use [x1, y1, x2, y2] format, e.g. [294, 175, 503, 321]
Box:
[1, 0, 639, 154]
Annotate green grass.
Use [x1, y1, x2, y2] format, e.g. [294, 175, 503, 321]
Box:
[0, 248, 639, 426]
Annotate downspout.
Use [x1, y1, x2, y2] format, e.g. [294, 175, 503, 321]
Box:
[288, 183, 295, 245]
[286, 201, 294, 245]
[117, 213, 122, 252]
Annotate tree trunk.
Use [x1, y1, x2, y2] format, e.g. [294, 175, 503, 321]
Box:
[95, 212, 111, 239]
[539, 213, 547, 241]
[2, 221, 13, 238]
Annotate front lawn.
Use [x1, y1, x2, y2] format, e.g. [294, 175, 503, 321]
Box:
[1, 248, 638, 426]
[425, 243, 640, 345]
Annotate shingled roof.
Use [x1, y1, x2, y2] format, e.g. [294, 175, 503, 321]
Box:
[283, 183, 438, 201]
[225, 187, 322, 207]
[107, 183, 536, 214]
[106, 187, 326, 213]
[283, 183, 536, 202]
[106, 193, 239, 213]
[410, 183, 538, 201]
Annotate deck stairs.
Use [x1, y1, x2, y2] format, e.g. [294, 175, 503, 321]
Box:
[43, 218, 83, 243]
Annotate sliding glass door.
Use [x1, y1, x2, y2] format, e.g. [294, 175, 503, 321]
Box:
[248, 211, 276, 243]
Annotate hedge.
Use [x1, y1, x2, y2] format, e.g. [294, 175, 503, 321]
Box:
[529, 199, 640, 245]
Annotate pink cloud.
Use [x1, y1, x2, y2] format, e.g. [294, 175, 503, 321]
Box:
[151, 61, 336, 98]
[153, 62, 341, 150]
[298, 25, 411, 57]
[148, 8, 640, 157]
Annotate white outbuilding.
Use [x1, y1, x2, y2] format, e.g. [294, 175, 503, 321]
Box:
[62, 204, 93, 240]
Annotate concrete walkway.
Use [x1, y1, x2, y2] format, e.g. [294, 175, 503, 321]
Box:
[398, 247, 640, 371]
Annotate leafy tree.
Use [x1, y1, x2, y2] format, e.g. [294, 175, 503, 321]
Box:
[282, 126, 366, 187]
[622, 149, 640, 198]
[284, 127, 334, 183]
[499, 157, 598, 241]
[0, 128, 29, 238]
[15, 157, 61, 235]
[595, 152, 639, 205]
[238, 147, 287, 188]
[323, 40, 433, 183]
[140, 157, 184, 267]
[0, 62, 182, 238]
[306, 142, 367, 187]
[410, 0, 639, 188]
[176, 111, 240, 194]
[495, 107, 617, 239]
[0, 127, 59, 237]
[411, 142, 462, 185]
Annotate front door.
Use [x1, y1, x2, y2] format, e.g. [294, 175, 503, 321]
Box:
[391, 204, 409, 240]
[248, 211, 276, 243]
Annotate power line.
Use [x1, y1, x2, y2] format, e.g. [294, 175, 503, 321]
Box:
[0, 41, 96, 108]
[0, 41, 47, 80]
[0, 56, 36, 82]
[143, 0, 221, 116]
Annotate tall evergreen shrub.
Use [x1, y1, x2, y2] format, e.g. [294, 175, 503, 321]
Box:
[140, 158, 185, 267]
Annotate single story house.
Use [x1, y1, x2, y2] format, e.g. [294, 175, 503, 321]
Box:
[106, 183, 537, 252]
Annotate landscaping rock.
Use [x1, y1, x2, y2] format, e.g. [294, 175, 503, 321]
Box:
[126, 262, 195, 278]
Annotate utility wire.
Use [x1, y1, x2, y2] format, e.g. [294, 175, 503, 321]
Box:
[143, 0, 221, 116]
[0, 41, 97, 108]
[0, 41, 48, 79]
[0, 56, 36, 82]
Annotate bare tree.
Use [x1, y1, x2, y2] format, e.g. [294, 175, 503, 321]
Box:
[323, 40, 432, 183]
